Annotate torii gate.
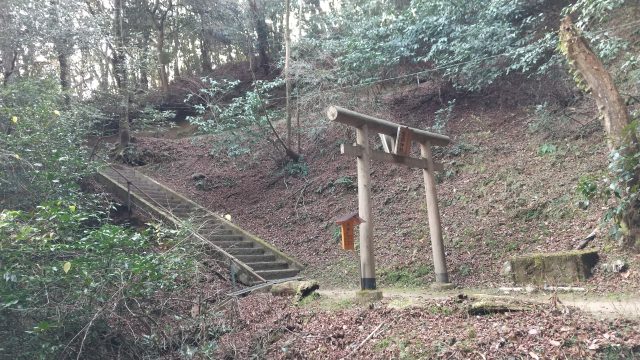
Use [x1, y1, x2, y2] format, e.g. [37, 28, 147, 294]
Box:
[327, 106, 452, 292]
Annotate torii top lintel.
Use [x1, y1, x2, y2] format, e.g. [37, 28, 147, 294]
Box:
[326, 106, 451, 147]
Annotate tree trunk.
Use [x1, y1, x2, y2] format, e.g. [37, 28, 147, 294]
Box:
[150, 1, 172, 92]
[50, 0, 70, 106]
[113, 0, 130, 148]
[0, 1, 18, 85]
[1, 50, 18, 86]
[157, 29, 169, 92]
[559, 16, 640, 250]
[58, 50, 71, 106]
[140, 29, 150, 92]
[200, 15, 212, 73]
[249, 0, 269, 74]
[284, 0, 291, 148]
[172, 10, 180, 79]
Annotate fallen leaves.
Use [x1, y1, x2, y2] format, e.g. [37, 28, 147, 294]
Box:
[214, 293, 640, 359]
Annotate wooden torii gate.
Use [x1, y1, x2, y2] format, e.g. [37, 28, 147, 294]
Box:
[327, 106, 452, 291]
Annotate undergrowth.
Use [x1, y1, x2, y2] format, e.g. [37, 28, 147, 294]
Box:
[0, 195, 230, 359]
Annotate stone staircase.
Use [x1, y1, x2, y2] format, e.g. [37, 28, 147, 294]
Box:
[97, 164, 303, 285]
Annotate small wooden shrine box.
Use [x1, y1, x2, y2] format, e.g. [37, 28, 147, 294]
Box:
[336, 211, 365, 250]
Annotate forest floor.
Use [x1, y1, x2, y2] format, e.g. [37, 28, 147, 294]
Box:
[316, 288, 640, 321]
[115, 78, 640, 358]
[210, 289, 640, 359]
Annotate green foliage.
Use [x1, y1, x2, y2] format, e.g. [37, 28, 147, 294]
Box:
[312, 0, 556, 91]
[333, 176, 357, 190]
[561, 0, 632, 63]
[332, 226, 342, 243]
[0, 78, 99, 209]
[379, 265, 433, 287]
[602, 125, 640, 241]
[133, 106, 176, 131]
[279, 158, 309, 178]
[577, 175, 599, 200]
[563, 0, 627, 28]
[186, 77, 284, 159]
[0, 197, 196, 358]
[538, 143, 557, 156]
[458, 265, 472, 277]
[433, 100, 456, 133]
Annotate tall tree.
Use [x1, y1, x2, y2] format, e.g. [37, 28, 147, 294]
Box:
[560, 16, 640, 250]
[113, 0, 130, 148]
[0, 0, 19, 85]
[249, 0, 269, 74]
[199, 11, 213, 73]
[148, 0, 173, 92]
[49, 0, 72, 106]
[284, 0, 292, 147]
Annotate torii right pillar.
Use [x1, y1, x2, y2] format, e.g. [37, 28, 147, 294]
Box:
[420, 141, 452, 288]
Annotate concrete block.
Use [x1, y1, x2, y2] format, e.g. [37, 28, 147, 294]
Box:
[508, 249, 599, 285]
[355, 290, 383, 303]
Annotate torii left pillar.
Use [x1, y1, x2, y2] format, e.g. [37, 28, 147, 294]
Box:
[356, 124, 376, 290]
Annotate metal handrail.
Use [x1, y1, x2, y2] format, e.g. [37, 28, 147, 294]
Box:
[99, 164, 267, 283]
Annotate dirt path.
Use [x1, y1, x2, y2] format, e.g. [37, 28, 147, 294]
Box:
[318, 288, 640, 320]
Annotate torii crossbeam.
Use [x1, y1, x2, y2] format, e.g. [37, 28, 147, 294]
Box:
[327, 106, 453, 291]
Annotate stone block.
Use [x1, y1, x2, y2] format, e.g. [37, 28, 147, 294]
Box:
[355, 290, 383, 303]
[508, 249, 599, 285]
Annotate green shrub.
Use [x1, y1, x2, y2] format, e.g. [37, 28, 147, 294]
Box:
[0, 78, 100, 209]
[538, 143, 557, 156]
[0, 197, 195, 359]
[333, 176, 357, 190]
[577, 175, 598, 200]
[186, 77, 285, 160]
[379, 265, 433, 287]
[280, 159, 309, 178]
[133, 106, 176, 131]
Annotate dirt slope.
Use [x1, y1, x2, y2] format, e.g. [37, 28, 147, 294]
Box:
[134, 80, 639, 294]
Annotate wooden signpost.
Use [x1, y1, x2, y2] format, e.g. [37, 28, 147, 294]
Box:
[336, 211, 365, 250]
[327, 106, 452, 291]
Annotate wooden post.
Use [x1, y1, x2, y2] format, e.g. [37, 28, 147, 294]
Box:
[420, 141, 449, 284]
[356, 124, 376, 290]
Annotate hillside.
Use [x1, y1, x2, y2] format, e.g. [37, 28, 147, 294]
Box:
[4, 0, 640, 358]
[133, 77, 638, 294]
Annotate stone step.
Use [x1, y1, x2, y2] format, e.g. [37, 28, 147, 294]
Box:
[214, 241, 254, 249]
[235, 254, 276, 263]
[200, 230, 234, 238]
[255, 269, 300, 280]
[199, 223, 225, 230]
[173, 210, 198, 218]
[209, 235, 243, 241]
[98, 165, 302, 286]
[227, 247, 265, 256]
[104, 167, 134, 176]
[248, 261, 289, 271]
[135, 189, 165, 197]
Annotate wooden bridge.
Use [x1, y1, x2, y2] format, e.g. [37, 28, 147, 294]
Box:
[97, 164, 303, 286]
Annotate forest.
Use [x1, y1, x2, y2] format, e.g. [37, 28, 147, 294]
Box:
[1, 0, 640, 358]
